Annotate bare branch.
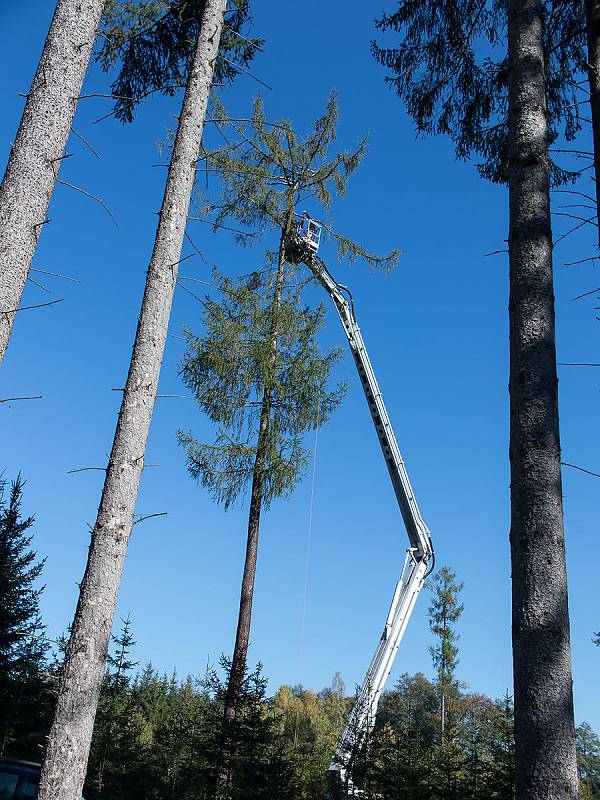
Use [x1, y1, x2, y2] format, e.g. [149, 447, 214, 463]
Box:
[69, 463, 159, 474]
[49, 153, 74, 165]
[1, 298, 63, 315]
[133, 512, 168, 526]
[67, 467, 106, 475]
[571, 286, 600, 301]
[187, 216, 258, 237]
[0, 396, 42, 404]
[215, 53, 272, 90]
[563, 256, 599, 268]
[184, 231, 207, 263]
[170, 253, 195, 268]
[554, 215, 597, 245]
[31, 268, 81, 284]
[28, 277, 53, 294]
[557, 362, 600, 366]
[224, 27, 264, 52]
[552, 189, 596, 203]
[562, 461, 600, 479]
[92, 84, 186, 124]
[57, 180, 118, 226]
[156, 394, 196, 399]
[70, 127, 100, 159]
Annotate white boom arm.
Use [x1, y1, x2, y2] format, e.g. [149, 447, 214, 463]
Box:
[308, 256, 434, 793]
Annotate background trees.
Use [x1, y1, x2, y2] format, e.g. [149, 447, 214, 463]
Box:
[0, 475, 52, 758]
[1, 522, 598, 800]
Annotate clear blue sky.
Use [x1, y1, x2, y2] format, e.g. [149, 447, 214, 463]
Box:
[1, 1, 598, 732]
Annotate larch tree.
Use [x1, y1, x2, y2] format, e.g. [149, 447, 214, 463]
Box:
[0, 0, 106, 366]
[182, 93, 398, 793]
[372, 2, 579, 797]
[37, 3, 259, 799]
[427, 567, 463, 746]
[179, 267, 346, 791]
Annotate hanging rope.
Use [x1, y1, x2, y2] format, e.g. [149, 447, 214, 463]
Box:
[299, 410, 320, 668]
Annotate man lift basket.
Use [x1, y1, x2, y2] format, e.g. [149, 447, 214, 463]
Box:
[284, 211, 323, 265]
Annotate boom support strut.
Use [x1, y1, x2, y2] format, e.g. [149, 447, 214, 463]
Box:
[307, 255, 434, 795]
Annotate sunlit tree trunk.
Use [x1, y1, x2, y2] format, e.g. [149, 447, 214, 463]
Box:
[37, 3, 228, 799]
[0, 0, 105, 366]
[507, 1, 578, 797]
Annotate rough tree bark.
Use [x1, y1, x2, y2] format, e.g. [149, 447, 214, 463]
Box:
[218, 210, 292, 792]
[37, 3, 228, 799]
[0, 0, 105, 367]
[585, 0, 600, 246]
[507, 1, 578, 798]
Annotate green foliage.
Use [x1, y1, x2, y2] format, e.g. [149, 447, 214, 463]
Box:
[352, 674, 517, 800]
[577, 722, 600, 798]
[85, 639, 297, 800]
[86, 618, 139, 797]
[178, 267, 346, 509]
[196, 93, 399, 268]
[98, 0, 262, 123]
[357, 673, 437, 798]
[0, 475, 52, 758]
[272, 675, 350, 799]
[371, 0, 586, 185]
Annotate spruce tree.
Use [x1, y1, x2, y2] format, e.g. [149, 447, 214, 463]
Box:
[181, 93, 397, 792]
[86, 618, 139, 797]
[372, 3, 579, 797]
[428, 567, 463, 746]
[0, 475, 48, 757]
[485, 693, 516, 800]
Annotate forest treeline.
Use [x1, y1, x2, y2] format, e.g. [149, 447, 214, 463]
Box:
[1, 0, 600, 797]
[1, 478, 600, 800]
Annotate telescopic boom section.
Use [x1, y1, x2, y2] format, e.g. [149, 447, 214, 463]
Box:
[307, 254, 434, 793]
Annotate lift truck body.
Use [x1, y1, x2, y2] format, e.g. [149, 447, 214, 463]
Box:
[286, 218, 434, 796]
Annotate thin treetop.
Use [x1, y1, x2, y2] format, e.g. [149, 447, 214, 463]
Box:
[98, 0, 262, 123]
[196, 92, 400, 269]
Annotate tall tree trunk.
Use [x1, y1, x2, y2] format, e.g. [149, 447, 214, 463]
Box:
[218, 210, 293, 792]
[0, 0, 105, 367]
[37, 3, 227, 799]
[586, 0, 600, 246]
[507, 1, 578, 798]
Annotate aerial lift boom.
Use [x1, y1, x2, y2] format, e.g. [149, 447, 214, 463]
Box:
[286, 217, 434, 795]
